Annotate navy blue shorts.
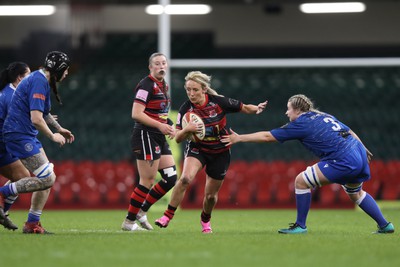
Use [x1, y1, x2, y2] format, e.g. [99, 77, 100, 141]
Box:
[318, 142, 370, 185]
[5, 137, 43, 159]
[0, 141, 19, 167]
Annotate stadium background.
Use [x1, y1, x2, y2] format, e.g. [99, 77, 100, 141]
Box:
[0, 0, 399, 209]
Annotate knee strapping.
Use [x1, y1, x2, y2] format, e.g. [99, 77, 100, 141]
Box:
[33, 162, 54, 179]
[342, 183, 363, 194]
[302, 166, 321, 188]
[33, 162, 56, 188]
[159, 166, 177, 189]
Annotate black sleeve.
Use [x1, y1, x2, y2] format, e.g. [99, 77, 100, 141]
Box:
[214, 95, 243, 113]
[133, 78, 152, 105]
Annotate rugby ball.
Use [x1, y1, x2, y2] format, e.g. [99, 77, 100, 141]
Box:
[181, 112, 205, 142]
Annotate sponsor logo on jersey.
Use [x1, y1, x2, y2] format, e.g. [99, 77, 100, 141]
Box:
[159, 114, 169, 120]
[136, 89, 149, 102]
[324, 164, 329, 168]
[190, 148, 199, 154]
[33, 93, 46, 101]
[228, 98, 239, 105]
[155, 146, 161, 154]
[203, 136, 219, 141]
[160, 102, 169, 112]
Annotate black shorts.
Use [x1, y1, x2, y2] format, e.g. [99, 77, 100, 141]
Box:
[131, 129, 172, 161]
[184, 144, 231, 180]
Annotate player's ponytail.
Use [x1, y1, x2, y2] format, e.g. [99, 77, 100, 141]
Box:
[49, 74, 62, 105]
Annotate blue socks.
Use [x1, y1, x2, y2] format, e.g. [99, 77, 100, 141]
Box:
[0, 183, 17, 198]
[3, 195, 18, 213]
[356, 192, 388, 228]
[27, 209, 42, 223]
[295, 188, 312, 228]
[294, 188, 388, 229]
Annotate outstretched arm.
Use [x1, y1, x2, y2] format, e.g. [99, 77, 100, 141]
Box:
[221, 129, 277, 146]
[240, 100, 268, 114]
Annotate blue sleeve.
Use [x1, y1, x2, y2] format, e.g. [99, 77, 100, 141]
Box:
[270, 120, 309, 143]
[29, 78, 48, 113]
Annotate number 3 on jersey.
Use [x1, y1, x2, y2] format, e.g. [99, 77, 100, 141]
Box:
[323, 117, 341, 131]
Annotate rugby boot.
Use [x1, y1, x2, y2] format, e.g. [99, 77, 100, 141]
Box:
[22, 221, 53, 234]
[136, 209, 153, 230]
[201, 220, 213, 234]
[155, 215, 170, 228]
[374, 222, 394, 234]
[278, 223, 307, 234]
[121, 218, 146, 232]
[0, 213, 18, 230]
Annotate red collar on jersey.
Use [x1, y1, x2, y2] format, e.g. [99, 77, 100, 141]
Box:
[193, 93, 209, 109]
[148, 75, 165, 89]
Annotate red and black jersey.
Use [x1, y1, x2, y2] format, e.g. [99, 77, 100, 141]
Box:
[176, 94, 243, 154]
[133, 75, 171, 134]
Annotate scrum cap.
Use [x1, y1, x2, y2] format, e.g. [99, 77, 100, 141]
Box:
[44, 51, 70, 81]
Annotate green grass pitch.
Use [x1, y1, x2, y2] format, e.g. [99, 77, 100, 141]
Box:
[1, 207, 399, 267]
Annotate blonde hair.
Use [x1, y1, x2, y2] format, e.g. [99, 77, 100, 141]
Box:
[184, 71, 221, 96]
[288, 94, 320, 113]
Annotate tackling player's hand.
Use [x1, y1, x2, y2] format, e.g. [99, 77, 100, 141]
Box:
[221, 128, 240, 146]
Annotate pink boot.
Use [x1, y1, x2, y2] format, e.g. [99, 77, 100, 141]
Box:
[201, 220, 212, 234]
[155, 215, 170, 228]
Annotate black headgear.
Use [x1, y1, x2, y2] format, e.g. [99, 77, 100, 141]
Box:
[44, 51, 70, 82]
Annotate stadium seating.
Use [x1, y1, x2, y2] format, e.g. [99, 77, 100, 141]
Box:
[1, 159, 398, 210]
[382, 160, 400, 200]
